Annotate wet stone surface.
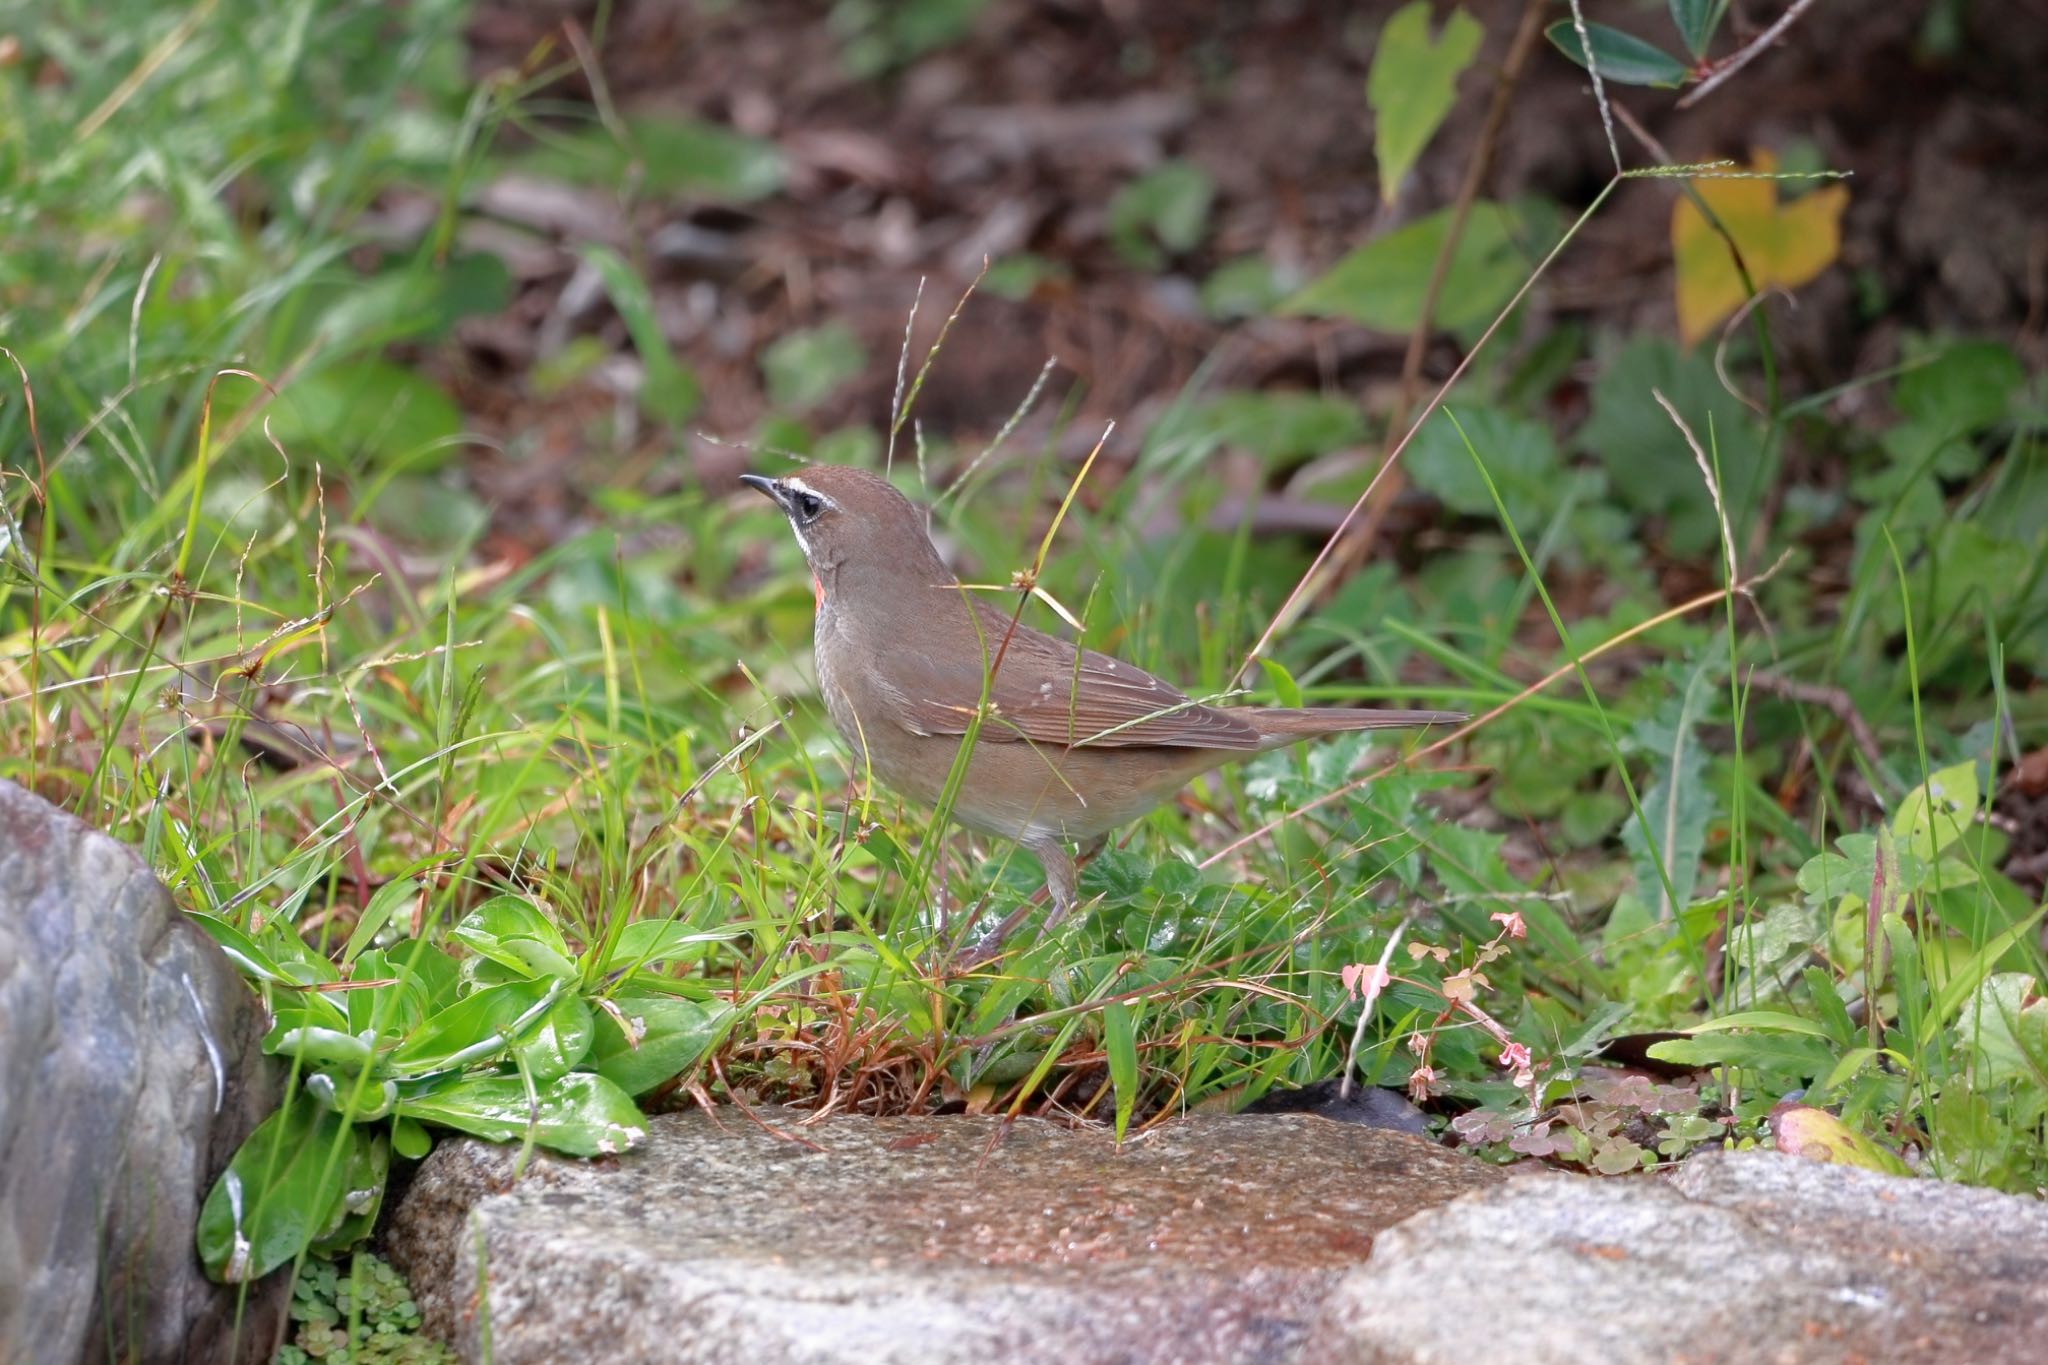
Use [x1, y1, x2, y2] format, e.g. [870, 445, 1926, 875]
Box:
[382, 1110, 1501, 1364]
[0, 778, 284, 1365]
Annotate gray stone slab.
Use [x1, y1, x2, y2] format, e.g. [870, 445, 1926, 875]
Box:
[0, 779, 285, 1365]
[1306, 1148, 2048, 1364]
[383, 1109, 1502, 1364]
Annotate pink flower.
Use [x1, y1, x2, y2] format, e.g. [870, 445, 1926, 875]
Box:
[1499, 1041, 1532, 1073]
[1490, 910, 1526, 939]
[1407, 1064, 1438, 1103]
[1340, 962, 1391, 1005]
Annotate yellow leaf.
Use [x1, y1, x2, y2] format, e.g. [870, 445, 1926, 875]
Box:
[1670, 150, 1848, 345]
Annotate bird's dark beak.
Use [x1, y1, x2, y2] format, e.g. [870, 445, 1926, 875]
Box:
[738, 472, 787, 512]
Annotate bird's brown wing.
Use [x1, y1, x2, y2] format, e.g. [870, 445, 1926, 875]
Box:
[875, 600, 1265, 751]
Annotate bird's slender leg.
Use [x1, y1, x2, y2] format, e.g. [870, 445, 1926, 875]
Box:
[957, 833, 1089, 965]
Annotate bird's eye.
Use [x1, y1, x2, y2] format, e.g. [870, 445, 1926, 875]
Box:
[794, 490, 825, 523]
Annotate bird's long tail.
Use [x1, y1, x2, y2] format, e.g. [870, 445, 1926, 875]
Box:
[1235, 706, 1466, 752]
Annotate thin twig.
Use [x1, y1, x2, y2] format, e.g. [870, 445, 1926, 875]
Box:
[1324, 0, 1548, 587]
[1743, 669, 1889, 784]
[1677, 0, 1824, 109]
[1236, 182, 1620, 685]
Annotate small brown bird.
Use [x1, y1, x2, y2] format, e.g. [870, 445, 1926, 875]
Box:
[743, 465, 1462, 949]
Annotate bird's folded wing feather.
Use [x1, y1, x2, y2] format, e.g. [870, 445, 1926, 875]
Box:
[873, 604, 1265, 750]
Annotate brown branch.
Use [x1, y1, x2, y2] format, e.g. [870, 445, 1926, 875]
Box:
[1743, 669, 1889, 785]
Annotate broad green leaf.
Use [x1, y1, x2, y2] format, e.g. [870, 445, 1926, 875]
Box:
[1406, 405, 1563, 527]
[1545, 20, 1692, 88]
[1890, 760, 1979, 861]
[761, 323, 867, 412]
[1646, 1030, 1837, 1078]
[1143, 390, 1366, 476]
[1668, 0, 1725, 59]
[513, 994, 595, 1084]
[312, 1129, 392, 1256]
[267, 1025, 375, 1071]
[1575, 337, 1768, 555]
[1282, 200, 1553, 334]
[589, 995, 732, 1096]
[1199, 255, 1289, 320]
[606, 920, 738, 972]
[304, 1069, 398, 1121]
[314, 253, 512, 352]
[1103, 1000, 1140, 1141]
[1894, 340, 2024, 436]
[1672, 150, 1848, 344]
[1931, 905, 2048, 1029]
[454, 896, 576, 981]
[263, 359, 464, 469]
[385, 979, 559, 1077]
[1687, 1010, 1830, 1038]
[1959, 973, 2048, 1086]
[391, 1117, 434, 1161]
[515, 113, 784, 201]
[196, 1101, 357, 1282]
[396, 1072, 647, 1157]
[1107, 161, 1214, 270]
[580, 245, 700, 425]
[1368, 3, 1484, 202]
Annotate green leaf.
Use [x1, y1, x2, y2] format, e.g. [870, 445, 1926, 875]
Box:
[395, 1072, 647, 1157]
[312, 1130, 392, 1256]
[386, 979, 560, 1077]
[341, 876, 422, 967]
[267, 1025, 375, 1071]
[1368, 3, 1484, 203]
[1646, 1031, 1837, 1078]
[1890, 760, 1979, 861]
[314, 253, 512, 352]
[453, 896, 577, 981]
[1143, 389, 1367, 476]
[606, 919, 739, 973]
[1258, 657, 1303, 709]
[1576, 337, 1768, 555]
[1667, 0, 1724, 60]
[197, 1101, 357, 1282]
[390, 1118, 434, 1161]
[1282, 200, 1553, 334]
[580, 245, 700, 425]
[1687, 1010, 1830, 1038]
[1199, 256, 1289, 320]
[1107, 161, 1214, 270]
[589, 995, 732, 1096]
[1959, 972, 2048, 1086]
[514, 994, 595, 1083]
[1102, 1000, 1140, 1141]
[1894, 340, 2023, 435]
[1621, 653, 1721, 919]
[515, 112, 785, 201]
[1545, 20, 1693, 88]
[264, 359, 464, 469]
[761, 322, 868, 412]
[1407, 405, 1563, 527]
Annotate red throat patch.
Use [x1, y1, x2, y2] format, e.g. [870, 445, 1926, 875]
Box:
[812, 574, 824, 611]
